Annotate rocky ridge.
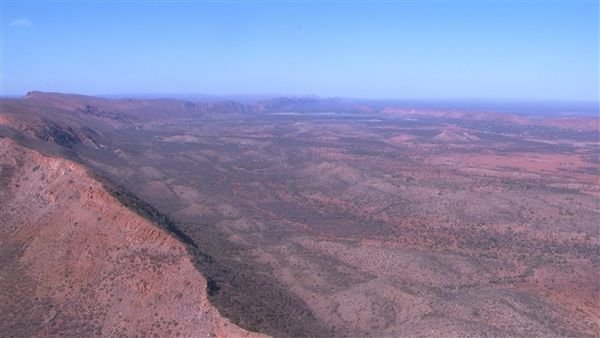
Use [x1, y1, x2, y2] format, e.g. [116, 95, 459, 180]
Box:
[0, 138, 265, 337]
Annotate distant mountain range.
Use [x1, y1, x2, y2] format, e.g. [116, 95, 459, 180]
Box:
[1, 91, 595, 134]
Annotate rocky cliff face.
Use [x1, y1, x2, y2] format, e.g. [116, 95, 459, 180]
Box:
[0, 138, 265, 337]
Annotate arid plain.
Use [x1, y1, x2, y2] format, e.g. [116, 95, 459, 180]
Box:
[1, 92, 598, 337]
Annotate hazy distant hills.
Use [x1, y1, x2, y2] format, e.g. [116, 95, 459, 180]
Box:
[17, 91, 374, 115]
[0, 91, 596, 175]
[254, 96, 375, 113]
[3, 91, 597, 131]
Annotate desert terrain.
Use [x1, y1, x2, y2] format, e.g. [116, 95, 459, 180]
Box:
[1, 92, 598, 337]
[0, 137, 265, 337]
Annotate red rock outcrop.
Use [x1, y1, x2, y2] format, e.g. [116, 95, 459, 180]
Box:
[0, 138, 266, 337]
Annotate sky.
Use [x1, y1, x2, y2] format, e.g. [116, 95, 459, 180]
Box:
[1, 1, 598, 101]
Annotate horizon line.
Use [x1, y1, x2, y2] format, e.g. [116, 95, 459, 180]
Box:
[1, 90, 599, 104]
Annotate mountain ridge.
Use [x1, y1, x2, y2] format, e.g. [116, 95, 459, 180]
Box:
[0, 137, 266, 337]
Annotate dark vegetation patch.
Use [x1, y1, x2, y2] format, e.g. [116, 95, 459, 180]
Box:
[37, 121, 82, 149]
[0, 125, 80, 162]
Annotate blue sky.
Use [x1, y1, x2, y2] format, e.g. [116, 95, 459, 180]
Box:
[1, 1, 598, 101]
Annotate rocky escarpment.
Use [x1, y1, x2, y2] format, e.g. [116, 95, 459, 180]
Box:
[0, 138, 265, 337]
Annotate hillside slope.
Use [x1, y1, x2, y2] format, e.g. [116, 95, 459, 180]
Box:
[0, 138, 265, 337]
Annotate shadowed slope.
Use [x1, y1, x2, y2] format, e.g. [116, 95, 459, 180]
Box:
[0, 138, 265, 338]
